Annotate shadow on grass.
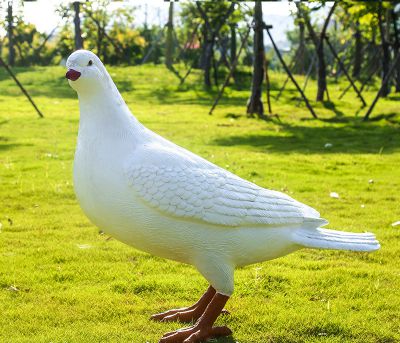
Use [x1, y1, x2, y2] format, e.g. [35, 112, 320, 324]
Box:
[368, 112, 398, 123]
[211, 119, 400, 154]
[151, 86, 248, 107]
[0, 142, 33, 151]
[305, 322, 352, 340]
[0, 66, 36, 82]
[1, 66, 143, 101]
[0, 65, 271, 106]
[322, 100, 345, 117]
[0, 75, 76, 99]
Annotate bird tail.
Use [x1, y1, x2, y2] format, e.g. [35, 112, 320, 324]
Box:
[292, 227, 380, 252]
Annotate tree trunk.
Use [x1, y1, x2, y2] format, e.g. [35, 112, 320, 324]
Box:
[378, 2, 390, 97]
[230, 24, 237, 65]
[315, 42, 327, 101]
[247, 1, 264, 118]
[298, 21, 306, 74]
[300, 2, 336, 102]
[391, 9, 400, 92]
[219, 36, 230, 68]
[212, 48, 218, 86]
[196, 2, 236, 87]
[353, 22, 362, 78]
[230, 24, 237, 82]
[294, 8, 306, 74]
[317, 3, 336, 101]
[73, 1, 84, 50]
[299, 6, 322, 100]
[203, 38, 214, 87]
[97, 25, 102, 60]
[165, 2, 174, 69]
[199, 25, 207, 69]
[7, 1, 15, 66]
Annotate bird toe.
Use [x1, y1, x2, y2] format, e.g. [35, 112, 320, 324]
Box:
[183, 326, 232, 343]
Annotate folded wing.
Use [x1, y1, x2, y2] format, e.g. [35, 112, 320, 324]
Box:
[125, 145, 327, 228]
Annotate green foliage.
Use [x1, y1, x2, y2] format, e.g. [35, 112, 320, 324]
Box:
[0, 0, 147, 66]
[71, 1, 146, 64]
[139, 24, 164, 64]
[1, 15, 57, 65]
[179, 1, 251, 68]
[56, 24, 75, 61]
[336, 1, 396, 42]
[180, 1, 246, 36]
[107, 15, 147, 65]
[0, 65, 399, 342]
[285, 1, 398, 79]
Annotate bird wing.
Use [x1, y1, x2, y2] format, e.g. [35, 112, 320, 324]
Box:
[125, 141, 327, 228]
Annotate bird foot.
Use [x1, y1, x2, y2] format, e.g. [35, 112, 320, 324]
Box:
[152, 308, 230, 323]
[151, 307, 202, 323]
[159, 324, 232, 343]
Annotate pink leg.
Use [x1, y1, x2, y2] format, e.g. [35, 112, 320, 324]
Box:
[151, 286, 217, 323]
[159, 292, 232, 343]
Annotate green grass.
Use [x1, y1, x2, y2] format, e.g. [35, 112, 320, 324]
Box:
[0, 64, 399, 343]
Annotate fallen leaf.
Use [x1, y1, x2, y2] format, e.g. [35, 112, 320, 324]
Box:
[7, 285, 19, 292]
[77, 244, 91, 249]
[330, 192, 339, 199]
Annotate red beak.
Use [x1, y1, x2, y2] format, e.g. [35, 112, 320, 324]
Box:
[66, 69, 81, 81]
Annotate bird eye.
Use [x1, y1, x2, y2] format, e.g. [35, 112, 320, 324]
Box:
[88, 60, 93, 66]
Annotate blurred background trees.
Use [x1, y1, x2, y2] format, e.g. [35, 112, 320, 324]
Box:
[0, 0, 399, 118]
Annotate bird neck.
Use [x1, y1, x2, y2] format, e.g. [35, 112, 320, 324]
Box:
[77, 89, 145, 143]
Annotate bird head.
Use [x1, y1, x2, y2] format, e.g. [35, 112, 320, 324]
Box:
[66, 50, 106, 93]
[66, 50, 125, 105]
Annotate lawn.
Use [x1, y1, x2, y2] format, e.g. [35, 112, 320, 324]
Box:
[0, 64, 399, 343]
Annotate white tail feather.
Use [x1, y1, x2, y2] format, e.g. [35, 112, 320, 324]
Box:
[292, 228, 380, 252]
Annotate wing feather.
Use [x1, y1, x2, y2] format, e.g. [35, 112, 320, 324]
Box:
[126, 162, 326, 227]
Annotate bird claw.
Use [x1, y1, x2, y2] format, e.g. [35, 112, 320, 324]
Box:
[159, 325, 232, 343]
[161, 310, 198, 323]
[151, 307, 200, 323]
[152, 307, 230, 323]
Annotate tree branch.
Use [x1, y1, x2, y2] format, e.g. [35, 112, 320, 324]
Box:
[84, 8, 125, 55]
[320, 2, 337, 40]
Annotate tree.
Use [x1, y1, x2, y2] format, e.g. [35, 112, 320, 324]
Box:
[392, 6, 400, 92]
[229, 23, 236, 66]
[378, 1, 391, 97]
[289, 5, 307, 75]
[106, 8, 146, 64]
[0, 2, 59, 66]
[55, 1, 145, 64]
[6, 1, 15, 66]
[336, 1, 396, 85]
[246, 1, 264, 117]
[296, 8, 306, 75]
[73, 1, 83, 50]
[196, 2, 235, 87]
[165, 1, 174, 69]
[82, 1, 111, 61]
[286, 14, 314, 76]
[299, 2, 337, 102]
[180, 1, 244, 87]
[352, 22, 362, 78]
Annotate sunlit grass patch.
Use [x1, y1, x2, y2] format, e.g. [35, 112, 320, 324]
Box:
[0, 64, 399, 342]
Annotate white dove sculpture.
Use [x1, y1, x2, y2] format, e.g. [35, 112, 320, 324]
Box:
[66, 50, 380, 343]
